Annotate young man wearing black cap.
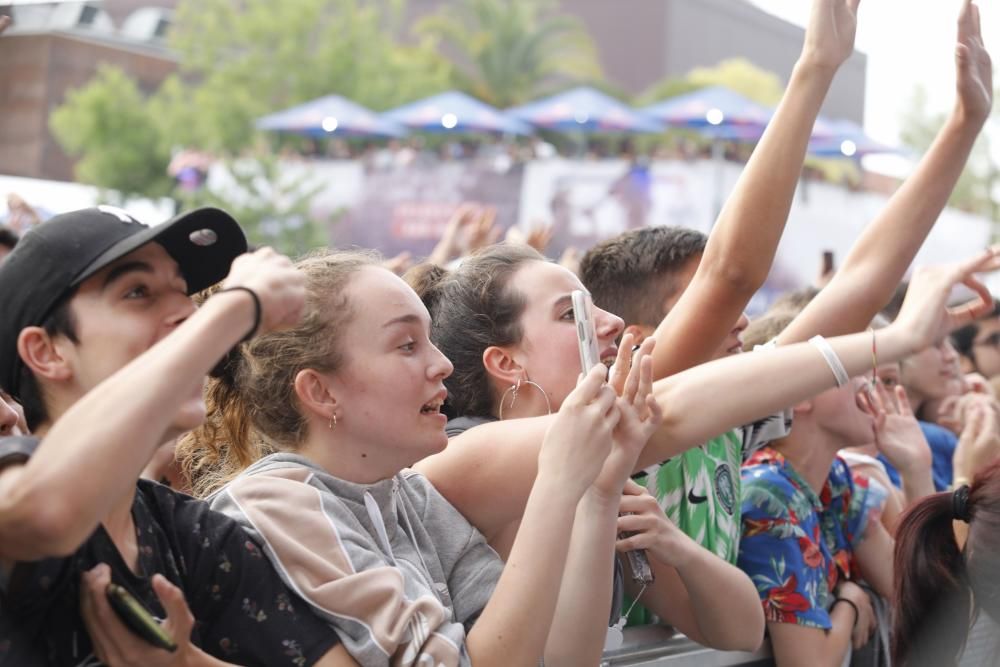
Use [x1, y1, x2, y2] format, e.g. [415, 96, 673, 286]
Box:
[0, 206, 357, 665]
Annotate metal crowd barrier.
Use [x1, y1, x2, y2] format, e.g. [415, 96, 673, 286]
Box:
[601, 625, 774, 667]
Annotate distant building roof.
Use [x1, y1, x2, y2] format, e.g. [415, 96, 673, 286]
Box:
[1, 1, 174, 55]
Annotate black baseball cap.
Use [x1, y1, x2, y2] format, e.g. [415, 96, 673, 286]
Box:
[0, 205, 247, 399]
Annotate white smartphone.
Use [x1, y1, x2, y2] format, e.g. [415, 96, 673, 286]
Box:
[572, 290, 601, 374]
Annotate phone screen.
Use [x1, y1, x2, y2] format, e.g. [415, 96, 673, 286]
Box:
[571, 290, 601, 373]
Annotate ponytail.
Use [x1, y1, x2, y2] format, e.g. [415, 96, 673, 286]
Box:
[893, 460, 1000, 666]
[891, 491, 972, 666]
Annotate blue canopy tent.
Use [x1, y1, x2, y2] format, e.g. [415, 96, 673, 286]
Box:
[641, 85, 838, 144]
[809, 118, 897, 158]
[640, 85, 772, 132]
[508, 86, 664, 133]
[256, 94, 407, 138]
[381, 91, 532, 134]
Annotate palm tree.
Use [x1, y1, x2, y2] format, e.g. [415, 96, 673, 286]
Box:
[415, 0, 602, 108]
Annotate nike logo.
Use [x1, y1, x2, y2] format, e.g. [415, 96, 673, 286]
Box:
[687, 488, 709, 504]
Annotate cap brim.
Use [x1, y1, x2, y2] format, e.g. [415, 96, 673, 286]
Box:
[73, 208, 248, 294]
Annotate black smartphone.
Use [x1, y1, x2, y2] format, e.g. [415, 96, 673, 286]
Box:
[618, 515, 656, 586]
[105, 583, 178, 652]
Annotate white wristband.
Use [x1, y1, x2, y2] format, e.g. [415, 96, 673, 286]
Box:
[809, 335, 849, 387]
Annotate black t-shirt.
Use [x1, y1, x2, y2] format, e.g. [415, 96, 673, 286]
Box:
[1, 476, 340, 666]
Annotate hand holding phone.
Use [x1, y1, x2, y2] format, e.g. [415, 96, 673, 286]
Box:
[572, 290, 602, 374]
[618, 517, 656, 586]
[106, 582, 178, 652]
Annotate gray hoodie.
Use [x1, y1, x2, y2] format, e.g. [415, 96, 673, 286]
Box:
[209, 452, 503, 667]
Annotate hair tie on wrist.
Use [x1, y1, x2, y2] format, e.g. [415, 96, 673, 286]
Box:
[218, 286, 262, 343]
[953, 484, 973, 523]
[834, 597, 860, 628]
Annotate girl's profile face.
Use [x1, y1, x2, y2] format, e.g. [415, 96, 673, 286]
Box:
[808, 376, 877, 447]
[325, 267, 454, 467]
[902, 339, 962, 402]
[502, 260, 624, 414]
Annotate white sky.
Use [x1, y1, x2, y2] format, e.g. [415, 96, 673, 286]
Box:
[749, 0, 999, 146]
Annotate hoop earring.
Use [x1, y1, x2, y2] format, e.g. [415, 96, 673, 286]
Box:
[329, 413, 338, 430]
[498, 378, 552, 420]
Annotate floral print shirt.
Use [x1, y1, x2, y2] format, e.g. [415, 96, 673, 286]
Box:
[1, 479, 340, 666]
[737, 447, 887, 630]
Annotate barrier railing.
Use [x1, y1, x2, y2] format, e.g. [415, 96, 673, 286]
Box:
[601, 625, 774, 667]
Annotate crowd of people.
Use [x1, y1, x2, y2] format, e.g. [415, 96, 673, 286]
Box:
[1, 1, 999, 666]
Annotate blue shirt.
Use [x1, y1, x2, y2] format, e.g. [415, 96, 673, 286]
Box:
[877, 421, 956, 492]
[738, 448, 887, 629]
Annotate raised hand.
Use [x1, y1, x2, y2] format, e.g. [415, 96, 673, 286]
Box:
[220, 247, 305, 336]
[861, 382, 931, 477]
[506, 221, 554, 255]
[538, 364, 620, 498]
[383, 251, 413, 276]
[800, 0, 862, 71]
[893, 247, 1000, 353]
[955, 0, 993, 124]
[592, 338, 663, 498]
[953, 398, 1000, 481]
[428, 203, 479, 265]
[0, 15, 10, 36]
[462, 205, 502, 254]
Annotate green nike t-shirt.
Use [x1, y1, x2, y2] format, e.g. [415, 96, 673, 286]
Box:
[647, 430, 743, 563]
[641, 411, 792, 565]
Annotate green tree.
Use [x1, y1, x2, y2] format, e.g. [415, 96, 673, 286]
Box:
[179, 154, 331, 257]
[49, 65, 174, 198]
[686, 59, 784, 106]
[49, 0, 453, 197]
[637, 58, 784, 106]
[167, 0, 451, 153]
[415, 0, 602, 108]
[900, 85, 999, 220]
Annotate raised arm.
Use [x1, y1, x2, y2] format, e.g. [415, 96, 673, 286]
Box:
[424, 249, 1000, 537]
[0, 249, 304, 560]
[543, 340, 663, 665]
[651, 0, 861, 379]
[778, 0, 993, 345]
[466, 365, 620, 667]
[639, 248, 1000, 467]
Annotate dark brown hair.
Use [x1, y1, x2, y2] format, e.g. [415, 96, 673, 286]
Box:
[579, 226, 706, 329]
[892, 461, 1000, 666]
[406, 244, 543, 419]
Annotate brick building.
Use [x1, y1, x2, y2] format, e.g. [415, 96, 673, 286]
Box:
[0, 2, 177, 181]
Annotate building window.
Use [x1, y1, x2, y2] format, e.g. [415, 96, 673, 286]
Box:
[154, 18, 170, 39]
[78, 5, 99, 26]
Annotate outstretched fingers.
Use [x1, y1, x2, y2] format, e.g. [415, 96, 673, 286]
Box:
[609, 332, 635, 395]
